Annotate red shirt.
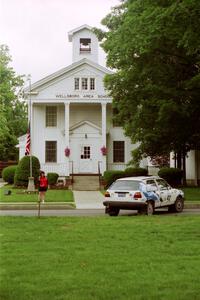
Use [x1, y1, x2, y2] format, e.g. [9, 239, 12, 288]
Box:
[39, 176, 48, 188]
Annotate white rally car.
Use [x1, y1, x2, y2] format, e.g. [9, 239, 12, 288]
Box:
[103, 176, 184, 216]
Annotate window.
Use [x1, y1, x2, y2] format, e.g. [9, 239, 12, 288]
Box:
[90, 78, 95, 90]
[82, 78, 88, 90]
[110, 180, 140, 191]
[80, 146, 90, 159]
[146, 179, 157, 188]
[46, 106, 57, 127]
[74, 78, 79, 90]
[113, 141, 125, 163]
[75, 77, 95, 91]
[45, 141, 57, 162]
[156, 179, 170, 190]
[80, 38, 91, 53]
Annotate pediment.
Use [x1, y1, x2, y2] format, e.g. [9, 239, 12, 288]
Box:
[70, 121, 101, 134]
[24, 58, 113, 96]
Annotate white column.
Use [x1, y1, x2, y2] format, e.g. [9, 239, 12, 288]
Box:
[65, 102, 70, 176]
[101, 103, 107, 173]
[101, 103, 107, 146]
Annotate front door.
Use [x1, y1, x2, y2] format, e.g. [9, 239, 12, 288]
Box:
[79, 145, 93, 173]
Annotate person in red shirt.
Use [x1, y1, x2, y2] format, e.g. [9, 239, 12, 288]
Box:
[38, 171, 48, 203]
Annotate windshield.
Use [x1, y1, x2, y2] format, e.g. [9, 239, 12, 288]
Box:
[109, 180, 140, 191]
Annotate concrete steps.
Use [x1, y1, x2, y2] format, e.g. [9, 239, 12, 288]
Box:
[72, 175, 100, 191]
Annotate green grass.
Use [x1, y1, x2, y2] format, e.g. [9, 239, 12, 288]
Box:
[0, 185, 74, 202]
[183, 187, 200, 201]
[0, 216, 200, 300]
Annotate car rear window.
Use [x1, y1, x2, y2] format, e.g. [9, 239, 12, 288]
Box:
[109, 180, 140, 191]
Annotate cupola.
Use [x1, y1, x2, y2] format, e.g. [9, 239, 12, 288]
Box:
[68, 24, 99, 63]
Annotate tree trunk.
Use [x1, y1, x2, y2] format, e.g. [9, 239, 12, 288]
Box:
[176, 151, 182, 169]
[182, 151, 187, 186]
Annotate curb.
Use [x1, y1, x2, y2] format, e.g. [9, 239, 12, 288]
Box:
[0, 203, 76, 210]
[184, 202, 200, 209]
[0, 202, 199, 210]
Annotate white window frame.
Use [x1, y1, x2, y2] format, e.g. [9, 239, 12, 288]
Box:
[46, 106, 57, 127]
[74, 78, 80, 90]
[74, 77, 96, 91]
[45, 141, 57, 163]
[90, 78, 95, 90]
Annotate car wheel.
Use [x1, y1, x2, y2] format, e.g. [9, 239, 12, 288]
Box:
[146, 201, 154, 216]
[108, 207, 120, 216]
[169, 197, 184, 213]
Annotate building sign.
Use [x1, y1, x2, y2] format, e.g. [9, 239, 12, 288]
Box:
[55, 93, 111, 99]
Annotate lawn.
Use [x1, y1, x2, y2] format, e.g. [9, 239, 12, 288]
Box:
[182, 187, 200, 201]
[0, 185, 74, 202]
[0, 216, 200, 300]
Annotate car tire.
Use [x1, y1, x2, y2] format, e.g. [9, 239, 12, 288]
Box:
[146, 201, 154, 216]
[108, 207, 120, 216]
[168, 197, 184, 213]
[138, 202, 154, 215]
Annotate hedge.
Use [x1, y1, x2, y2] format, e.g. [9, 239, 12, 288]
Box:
[158, 167, 183, 186]
[47, 173, 59, 185]
[2, 165, 18, 184]
[14, 156, 40, 187]
[124, 167, 148, 177]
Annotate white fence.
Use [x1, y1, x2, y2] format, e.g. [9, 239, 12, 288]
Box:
[40, 163, 69, 176]
[108, 163, 127, 171]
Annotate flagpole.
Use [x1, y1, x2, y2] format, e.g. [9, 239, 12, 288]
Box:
[29, 78, 32, 178]
[27, 75, 35, 192]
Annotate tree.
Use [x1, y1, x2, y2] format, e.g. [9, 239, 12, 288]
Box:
[0, 44, 27, 161]
[95, 0, 200, 182]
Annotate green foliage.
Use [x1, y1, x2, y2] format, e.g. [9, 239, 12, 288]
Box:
[47, 173, 59, 185]
[14, 156, 40, 187]
[97, 0, 200, 170]
[124, 167, 148, 177]
[103, 170, 125, 188]
[0, 44, 27, 161]
[103, 168, 148, 187]
[158, 167, 183, 187]
[2, 165, 18, 184]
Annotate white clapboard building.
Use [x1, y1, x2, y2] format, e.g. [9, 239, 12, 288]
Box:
[21, 24, 199, 185]
[22, 25, 145, 177]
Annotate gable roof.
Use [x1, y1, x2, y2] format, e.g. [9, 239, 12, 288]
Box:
[24, 58, 113, 93]
[70, 120, 101, 133]
[68, 24, 93, 42]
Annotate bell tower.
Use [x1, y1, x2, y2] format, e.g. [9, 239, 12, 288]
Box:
[68, 24, 99, 63]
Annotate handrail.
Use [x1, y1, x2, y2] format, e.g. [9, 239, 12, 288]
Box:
[98, 161, 102, 190]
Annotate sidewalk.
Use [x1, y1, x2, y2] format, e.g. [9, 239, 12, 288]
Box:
[73, 191, 104, 209]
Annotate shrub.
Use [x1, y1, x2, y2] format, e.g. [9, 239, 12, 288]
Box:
[2, 165, 18, 184]
[103, 170, 125, 188]
[47, 173, 59, 185]
[14, 156, 40, 187]
[158, 167, 183, 187]
[124, 167, 148, 177]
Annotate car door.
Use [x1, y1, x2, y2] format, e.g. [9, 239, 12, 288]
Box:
[145, 179, 160, 208]
[155, 179, 171, 207]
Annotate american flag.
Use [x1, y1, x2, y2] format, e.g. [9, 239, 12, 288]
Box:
[25, 124, 31, 155]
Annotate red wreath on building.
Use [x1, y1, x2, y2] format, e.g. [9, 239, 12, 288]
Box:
[101, 146, 107, 156]
[64, 147, 70, 157]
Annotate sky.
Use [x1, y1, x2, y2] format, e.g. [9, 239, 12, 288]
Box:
[0, 0, 119, 84]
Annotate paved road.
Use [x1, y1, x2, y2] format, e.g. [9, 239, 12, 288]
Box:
[0, 208, 200, 217]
